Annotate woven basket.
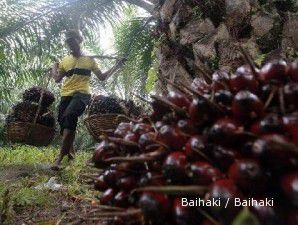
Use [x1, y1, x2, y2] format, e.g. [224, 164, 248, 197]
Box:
[84, 114, 130, 142]
[6, 122, 56, 147]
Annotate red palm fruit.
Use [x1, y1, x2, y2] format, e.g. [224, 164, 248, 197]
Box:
[288, 61, 298, 82]
[117, 176, 137, 191]
[230, 65, 259, 93]
[162, 151, 189, 184]
[259, 59, 288, 82]
[189, 97, 219, 126]
[250, 121, 261, 135]
[138, 132, 156, 150]
[251, 114, 284, 135]
[173, 198, 199, 225]
[159, 125, 188, 150]
[280, 171, 298, 206]
[206, 179, 242, 223]
[251, 202, 281, 225]
[132, 123, 153, 136]
[261, 84, 279, 105]
[138, 172, 166, 187]
[103, 169, 125, 187]
[251, 135, 296, 169]
[124, 132, 139, 143]
[138, 191, 171, 225]
[100, 188, 116, 205]
[114, 191, 129, 208]
[283, 112, 298, 144]
[209, 145, 240, 171]
[177, 119, 197, 135]
[214, 90, 233, 107]
[114, 122, 132, 137]
[155, 121, 164, 130]
[192, 77, 210, 91]
[232, 91, 264, 123]
[261, 133, 289, 142]
[184, 135, 206, 161]
[92, 141, 116, 168]
[259, 114, 284, 134]
[190, 161, 223, 185]
[287, 209, 298, 225]
[151, 99, 171, 120]
[228, 159, 266, 194]
[191, 77, 210, 93]
[150, 161, 163, 172]
[208, 118, 240, 146]
[167, 91, 191, 109]
[211, 70, 230, 91]
[94, 174, 108, 191]
[283, 83, 298, 110]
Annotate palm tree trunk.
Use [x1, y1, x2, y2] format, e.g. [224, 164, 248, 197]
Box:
[154, 0, 298, 92]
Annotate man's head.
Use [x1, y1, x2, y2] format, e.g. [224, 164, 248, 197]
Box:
[65, 30, 83, 56]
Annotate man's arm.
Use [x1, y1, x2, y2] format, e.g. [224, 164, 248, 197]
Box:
[50, 62, 65, 83]
[94, 59, 126, 81]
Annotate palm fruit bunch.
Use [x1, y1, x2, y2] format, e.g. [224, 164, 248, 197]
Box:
[89, 95, 142, 117]
[5, 87, 56, 128]
[89, 95, 125, 115]
[11, 101, 41, 123]
[90, 59, 298, 225]
[120, 99, 143, 117]
[5, 114, 16, 124]
[37, 112, 55, 127]
[23, 86, 55, 108]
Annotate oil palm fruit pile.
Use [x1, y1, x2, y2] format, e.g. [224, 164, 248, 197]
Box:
[23, 86, 55, 108]
[89, 95, 125, 115]
[91, 59, 298, 225]
[5, 87, 55, 128]
[120, 99, 143, 118]
[89, 95, 142, 117]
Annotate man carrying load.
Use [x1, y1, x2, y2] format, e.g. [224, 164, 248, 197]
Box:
[50, 30, 124, 169]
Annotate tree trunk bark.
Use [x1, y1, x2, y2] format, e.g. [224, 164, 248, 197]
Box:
[154, 0, 298, 93]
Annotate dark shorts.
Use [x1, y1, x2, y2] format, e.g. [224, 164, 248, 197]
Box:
[58, 92, 91, 134]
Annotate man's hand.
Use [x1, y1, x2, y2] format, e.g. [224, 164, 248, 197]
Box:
[95, 57, 127, 81]
[50, 63, 59, 77]
[51, 62, 65, 83]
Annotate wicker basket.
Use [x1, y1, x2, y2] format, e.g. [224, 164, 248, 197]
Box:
[84, 114, 130, 142]
[6, 122, 56, 147]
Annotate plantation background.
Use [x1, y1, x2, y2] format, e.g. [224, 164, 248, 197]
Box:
[0, 1, 157, 148]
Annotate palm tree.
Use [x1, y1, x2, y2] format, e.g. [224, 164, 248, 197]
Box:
[154, 0, 297, 91]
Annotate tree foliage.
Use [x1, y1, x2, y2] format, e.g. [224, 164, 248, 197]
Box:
[109, 7, 155, 100]
[0, 0, 156, 146]
[0, 0, 148, 113]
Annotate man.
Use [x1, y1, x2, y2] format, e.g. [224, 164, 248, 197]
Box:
[50, 30, 124, 169]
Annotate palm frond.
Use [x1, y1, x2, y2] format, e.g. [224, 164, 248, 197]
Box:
[0, 0, 125, 112]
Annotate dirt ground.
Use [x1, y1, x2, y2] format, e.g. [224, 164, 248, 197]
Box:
[0, 164, 104, 225]
[0, 164, 56, 183]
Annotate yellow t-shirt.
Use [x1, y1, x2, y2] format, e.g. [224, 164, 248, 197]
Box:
[59, 55, 99, 96]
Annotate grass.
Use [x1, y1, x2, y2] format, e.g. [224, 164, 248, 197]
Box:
[0, 145, 98, 224]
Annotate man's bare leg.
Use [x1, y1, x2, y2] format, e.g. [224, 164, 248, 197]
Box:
[52, 129, 75, 169]
[68, 144, 76, 161]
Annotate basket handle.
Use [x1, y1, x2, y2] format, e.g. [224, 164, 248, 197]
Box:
[33, 75, 51, 124]
[86, 95, 96, 117]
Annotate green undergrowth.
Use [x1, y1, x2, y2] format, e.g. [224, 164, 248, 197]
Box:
[0, 145, 96, 224]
